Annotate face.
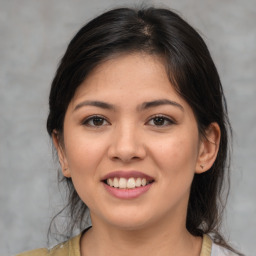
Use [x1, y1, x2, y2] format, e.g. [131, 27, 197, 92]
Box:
[55, 53, 212, 231]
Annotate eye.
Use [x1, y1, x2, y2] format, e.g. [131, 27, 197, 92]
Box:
[146, 115, 175, 127]
[82, 115, 110, 127]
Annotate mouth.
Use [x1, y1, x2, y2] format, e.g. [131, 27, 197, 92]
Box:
[101, 171, 155, 199]
[103, 177, 154, 189]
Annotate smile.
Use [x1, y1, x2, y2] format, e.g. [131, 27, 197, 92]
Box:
[102, 171, 155, 199]
[105, 177, 153, 189]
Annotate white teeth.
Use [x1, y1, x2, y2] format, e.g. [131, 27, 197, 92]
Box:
[113, 177, 119, 188]
[135, 177, 142, 187]
[119, 178, 127, 189]
[106, 177, 151, 189]
[127, 178, 136, 189]
[107, 178, 113, 187]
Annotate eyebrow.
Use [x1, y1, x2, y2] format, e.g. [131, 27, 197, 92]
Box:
[138, 99, 184, 112]
[73, 100, 115, 112]
[73, 99, 184, 112]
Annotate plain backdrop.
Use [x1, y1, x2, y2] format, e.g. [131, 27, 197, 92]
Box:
[0, 0, 255, 255]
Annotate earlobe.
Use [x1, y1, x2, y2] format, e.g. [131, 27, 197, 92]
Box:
[52, 130, 71, 178]
[196, 122, 221, 174]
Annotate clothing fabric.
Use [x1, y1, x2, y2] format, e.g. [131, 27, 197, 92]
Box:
[211, 243, 238, 256]
[16, 232, 236, 256]
[16, 234, 80, 256]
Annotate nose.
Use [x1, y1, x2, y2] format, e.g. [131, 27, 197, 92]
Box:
[108, 122, 146, 163]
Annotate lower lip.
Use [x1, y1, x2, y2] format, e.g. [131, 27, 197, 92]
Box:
[103, 183, 153, 199]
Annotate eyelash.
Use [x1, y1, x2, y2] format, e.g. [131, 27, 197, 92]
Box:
[146, 115, 176, 127]
[82, 114, 175, 128]
[82, 115, 110, 127]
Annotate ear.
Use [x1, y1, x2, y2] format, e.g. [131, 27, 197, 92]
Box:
[196, 122, 221, 174]
[52, 130, 71, 178]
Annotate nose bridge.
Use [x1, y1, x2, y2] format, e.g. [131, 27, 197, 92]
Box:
[109, 119, 145, 161]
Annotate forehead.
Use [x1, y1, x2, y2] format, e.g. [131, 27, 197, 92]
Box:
[72, 53, 180, 102]
[66, 52, 197, 128]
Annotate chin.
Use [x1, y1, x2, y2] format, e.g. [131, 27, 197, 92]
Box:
[99, 209, 157, 231]
[110, 219, 151, 231]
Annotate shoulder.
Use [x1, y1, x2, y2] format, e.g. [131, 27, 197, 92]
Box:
[211, 243, 239, 256]
[16, 233, 82, 256]
[16, 243, 68, 256]
[201, 235, 240, 256]
[16, 248, 48, 256]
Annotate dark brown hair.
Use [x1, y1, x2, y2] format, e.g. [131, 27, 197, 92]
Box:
[47, 7, 241, 254]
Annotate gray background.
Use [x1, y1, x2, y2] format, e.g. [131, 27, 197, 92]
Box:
[0, 0, 255, 255]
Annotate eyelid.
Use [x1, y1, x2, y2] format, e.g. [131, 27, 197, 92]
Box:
[81, 114, 110, 127]
[146, 114, 176, 126]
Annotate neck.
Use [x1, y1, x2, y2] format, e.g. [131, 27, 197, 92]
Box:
[80, 215, 202, 256]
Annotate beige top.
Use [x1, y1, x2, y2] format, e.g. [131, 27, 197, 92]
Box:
[17, 233, 213, 256]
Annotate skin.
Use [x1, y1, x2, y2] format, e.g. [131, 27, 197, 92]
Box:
[53, 53, 220, 256]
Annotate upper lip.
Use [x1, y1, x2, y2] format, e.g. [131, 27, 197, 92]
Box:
[101, 170, 154, 181]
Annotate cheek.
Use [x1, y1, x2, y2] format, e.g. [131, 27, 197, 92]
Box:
[62, 134, 106, 206]
[64, 132, 106, 177]
[151, 130, 199, 174]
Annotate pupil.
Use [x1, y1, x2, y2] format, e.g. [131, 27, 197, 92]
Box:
[154, 117, 164, 125]
[93, 117, 103, 126]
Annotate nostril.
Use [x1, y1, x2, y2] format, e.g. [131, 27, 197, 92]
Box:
[107, 137, 146, 162]
[110, 155, 141, 163]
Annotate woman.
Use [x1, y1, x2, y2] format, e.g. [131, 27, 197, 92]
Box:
[18, 7, 243, 256]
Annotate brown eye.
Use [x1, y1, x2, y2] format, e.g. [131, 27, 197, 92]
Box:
[153, 116, 165, 126]
[82, 115, 109, 127]
[92, 117, 104, 126]
[147, 115, 175, 127]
